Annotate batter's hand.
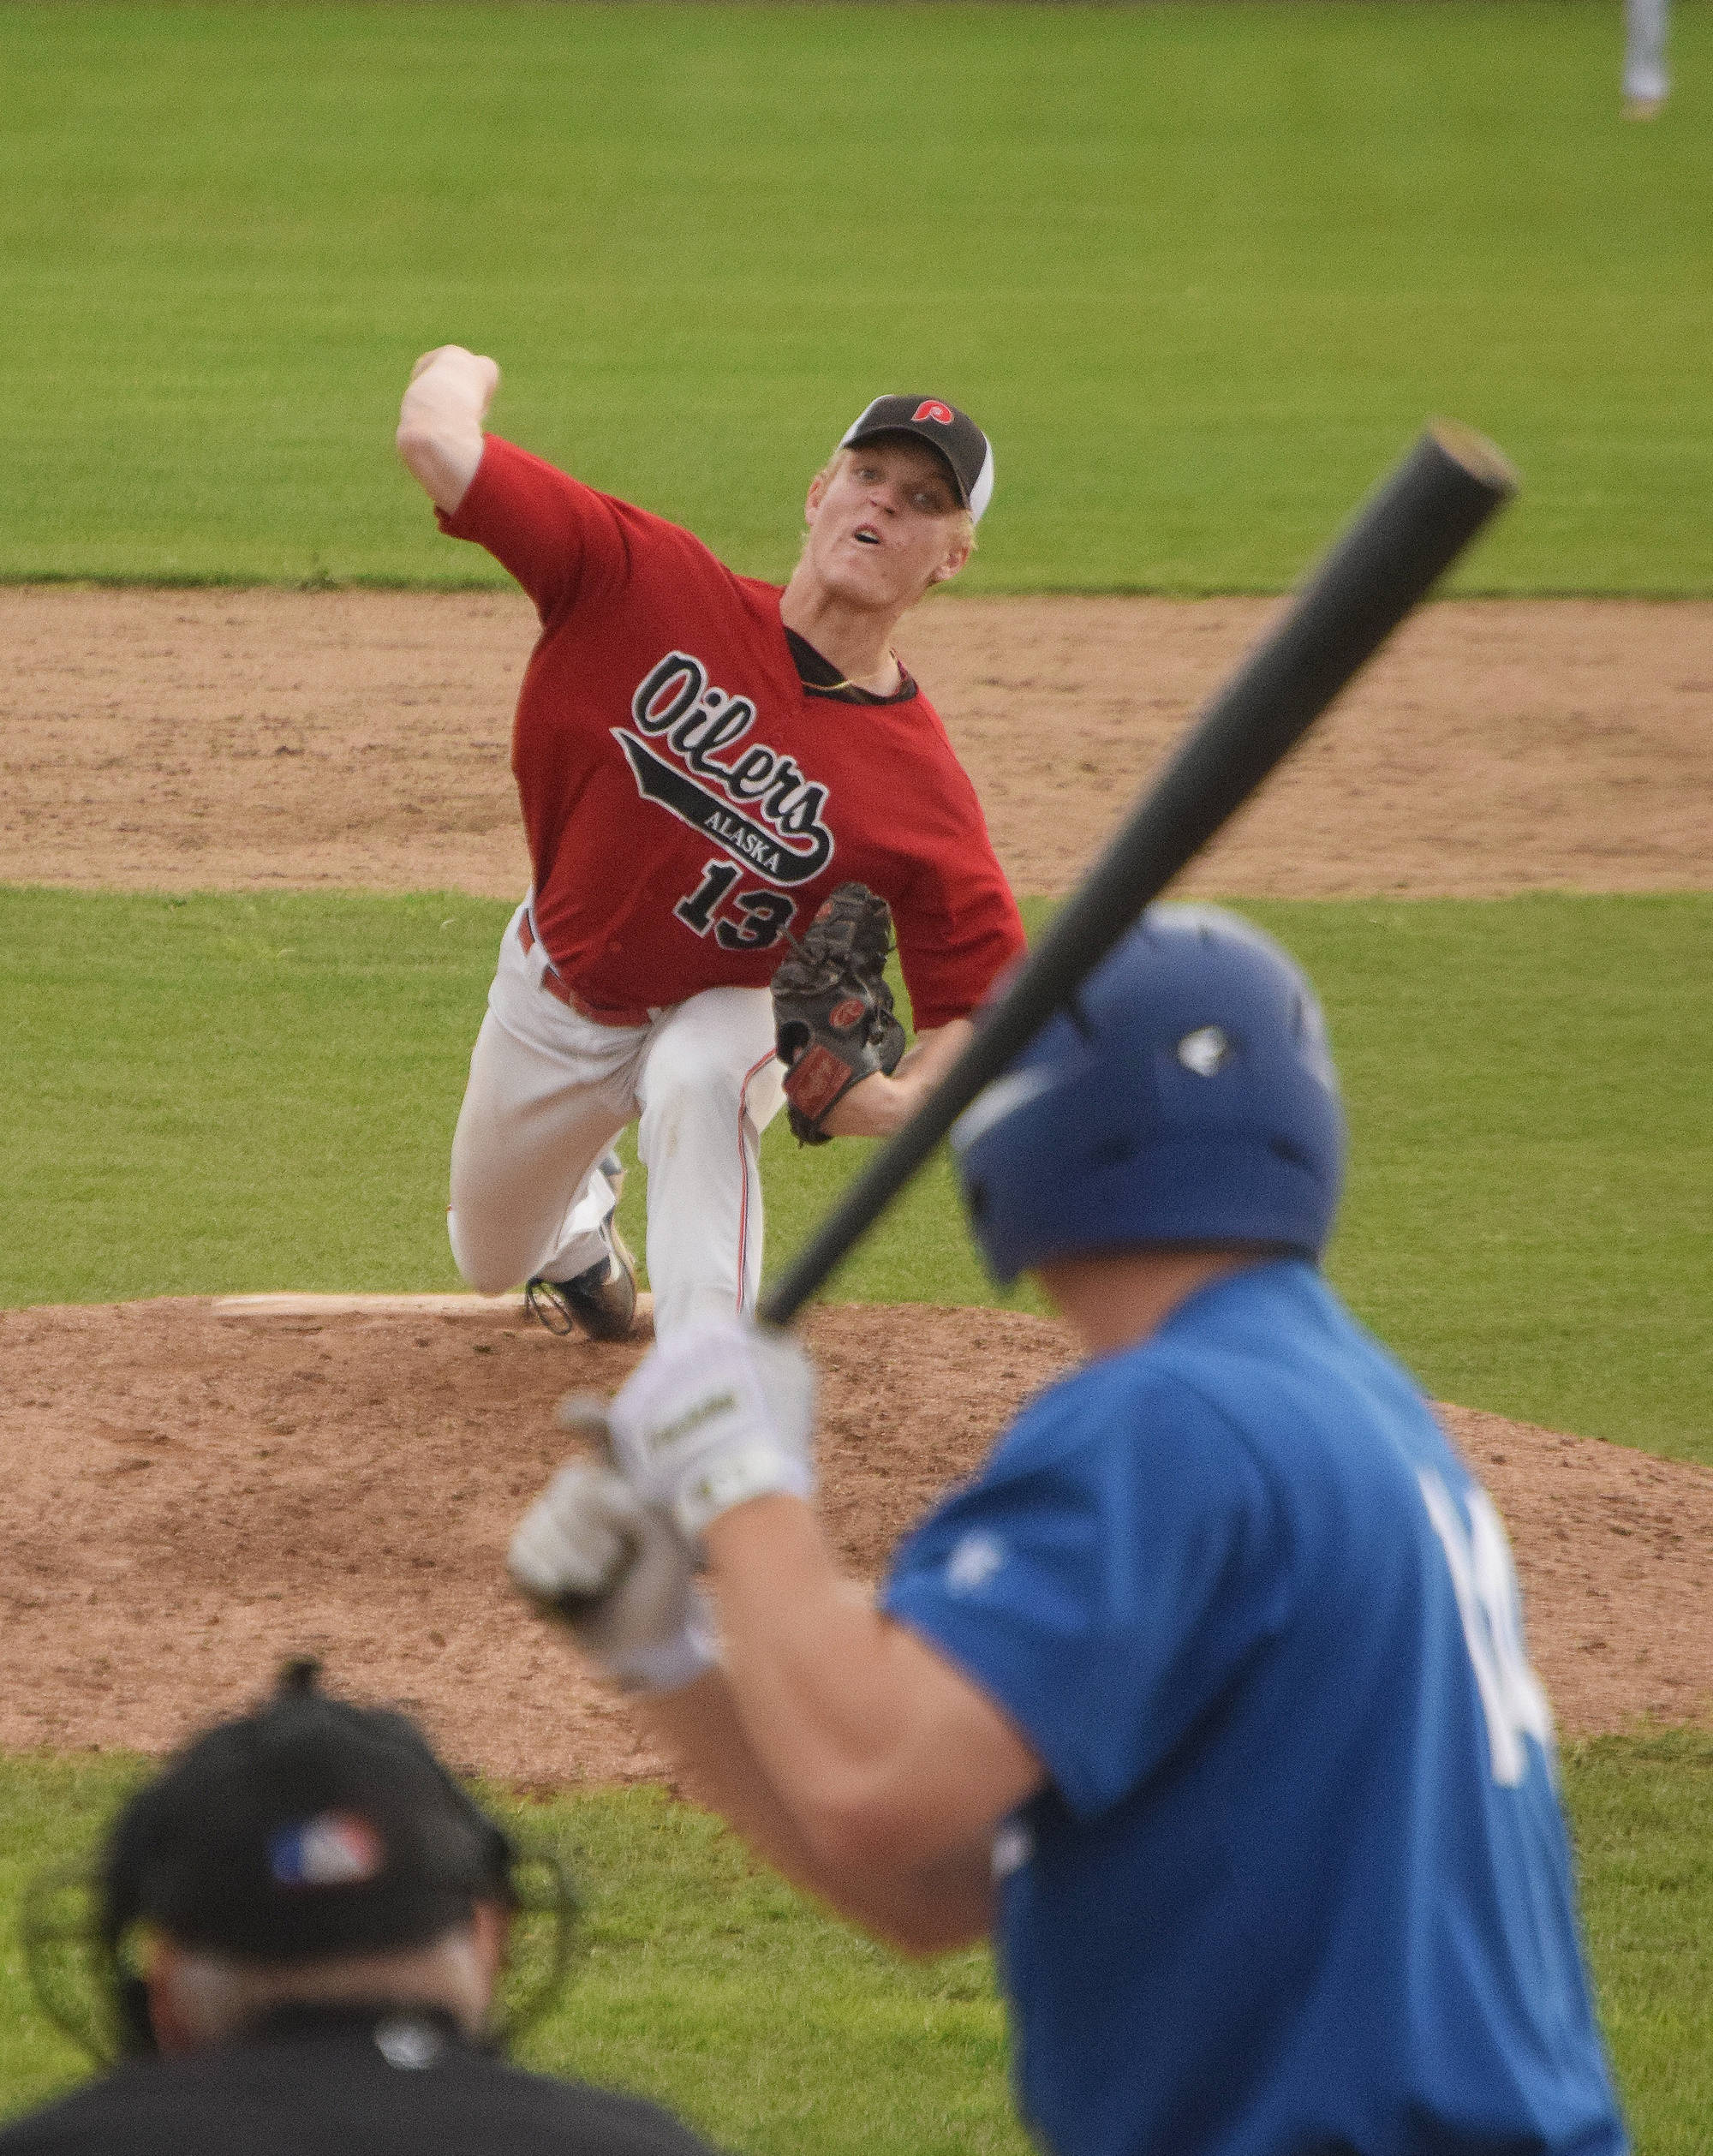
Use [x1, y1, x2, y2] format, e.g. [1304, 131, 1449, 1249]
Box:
[607, 1318, 817, 1544]
[508, 1458, 716, 1695]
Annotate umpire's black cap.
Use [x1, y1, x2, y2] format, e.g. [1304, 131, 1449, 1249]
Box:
[839, 395, 995, 521]
[101, 1660, 513, 1965]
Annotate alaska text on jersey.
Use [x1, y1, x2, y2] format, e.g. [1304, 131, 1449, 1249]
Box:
[612, 651, 835, 888]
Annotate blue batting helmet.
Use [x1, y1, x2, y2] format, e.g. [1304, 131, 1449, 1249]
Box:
[952, 905, 1346, 1282]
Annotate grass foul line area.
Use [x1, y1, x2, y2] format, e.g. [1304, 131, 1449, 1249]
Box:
[3, 886, 1708, 1466]
[0, 1, 1707, 593]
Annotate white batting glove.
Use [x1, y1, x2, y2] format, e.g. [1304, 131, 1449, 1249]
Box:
[508, 1459, 716, 1696]
[606, 1318, 817, 1544]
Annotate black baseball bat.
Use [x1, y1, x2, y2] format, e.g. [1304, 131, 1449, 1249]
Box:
[759, 421, 1517, 1329]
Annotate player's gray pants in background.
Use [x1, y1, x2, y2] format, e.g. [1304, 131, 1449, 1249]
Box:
[1624, 0, 1669, 104]
[448, 903, 785, 1338]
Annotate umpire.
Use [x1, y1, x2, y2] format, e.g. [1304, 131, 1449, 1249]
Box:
[2, 1662, 719, 2156]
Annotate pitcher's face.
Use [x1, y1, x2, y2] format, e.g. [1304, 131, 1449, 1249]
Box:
[802, 439, 971, 610]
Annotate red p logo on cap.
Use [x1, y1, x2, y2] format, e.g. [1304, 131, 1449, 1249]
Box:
[912, 401, 955, 426]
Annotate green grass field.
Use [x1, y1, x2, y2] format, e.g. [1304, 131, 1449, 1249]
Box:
[0, 1739, 1709, 2150]
[3, 0, 1707, 2141]
[2, 1, 1710, 592]
[5, 886, 1707, 1463]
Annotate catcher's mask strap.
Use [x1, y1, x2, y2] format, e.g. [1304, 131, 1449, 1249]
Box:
[23, 1841, 580, 2065]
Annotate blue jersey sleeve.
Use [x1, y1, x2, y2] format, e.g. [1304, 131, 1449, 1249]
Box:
[882, 1359, 1294, 1820]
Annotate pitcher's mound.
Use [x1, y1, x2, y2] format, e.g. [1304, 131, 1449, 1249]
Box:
[1, 1299, 1708, 1783]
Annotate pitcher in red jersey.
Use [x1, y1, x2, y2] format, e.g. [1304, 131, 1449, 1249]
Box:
[397, 354, 1024, 1340]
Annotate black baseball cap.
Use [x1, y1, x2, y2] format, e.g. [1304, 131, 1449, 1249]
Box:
[101, 1661, 513, 1966]
[839, 395, 995, 522]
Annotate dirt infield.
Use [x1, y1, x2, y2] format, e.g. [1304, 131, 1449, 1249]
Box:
[3, 1299, 1711, 1783]
[4, 587, 1710, 899]
[3, 584, 1710, 1773]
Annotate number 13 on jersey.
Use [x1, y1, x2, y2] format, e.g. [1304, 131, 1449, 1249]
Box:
[674, 858, 799, 951]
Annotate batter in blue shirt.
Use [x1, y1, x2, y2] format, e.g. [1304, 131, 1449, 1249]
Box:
[511, 905, 1627, 2156]
[888, 1258, 1617, 2154]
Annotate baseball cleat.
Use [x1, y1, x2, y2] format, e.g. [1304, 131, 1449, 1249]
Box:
[524, 1240, 636, 1341]
[525, 1189, 638, 1344]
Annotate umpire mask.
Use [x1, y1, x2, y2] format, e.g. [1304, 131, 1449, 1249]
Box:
[24, 1659, 576, 2063]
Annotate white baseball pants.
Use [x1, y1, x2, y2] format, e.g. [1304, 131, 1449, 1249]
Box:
[449, 903, 786, 1338]
[1624, 0, 1669, 102]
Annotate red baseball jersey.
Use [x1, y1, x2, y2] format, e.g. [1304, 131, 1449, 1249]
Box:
[437, 437, 1025, 1032]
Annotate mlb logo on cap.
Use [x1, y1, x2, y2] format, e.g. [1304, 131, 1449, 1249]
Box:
[268, 1809, 386, 1890]
[839, 394, 995, 522]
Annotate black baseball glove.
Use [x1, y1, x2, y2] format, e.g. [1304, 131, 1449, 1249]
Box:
[771, 882, 906, 1144]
